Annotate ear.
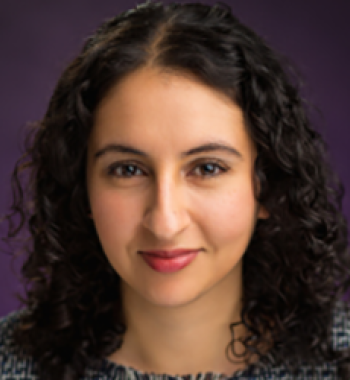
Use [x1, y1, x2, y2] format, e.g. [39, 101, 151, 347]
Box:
[254, 175, 268, 219]
[257, 204, 269, 219]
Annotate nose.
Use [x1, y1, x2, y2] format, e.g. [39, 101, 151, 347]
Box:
[142, 175, 190, 241]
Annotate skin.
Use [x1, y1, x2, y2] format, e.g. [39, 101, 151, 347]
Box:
[86, 66, 268, 376]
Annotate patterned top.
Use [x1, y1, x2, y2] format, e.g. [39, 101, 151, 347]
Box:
[1, 300, 350, 380]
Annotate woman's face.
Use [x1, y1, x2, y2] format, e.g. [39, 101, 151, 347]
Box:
[86, 66, 268, 307]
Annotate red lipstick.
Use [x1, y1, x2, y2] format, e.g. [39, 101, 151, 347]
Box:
[139, 249, 200, 273]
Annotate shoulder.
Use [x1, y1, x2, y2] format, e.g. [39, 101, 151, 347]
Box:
[0, 309, 108, 380]
[331, 298, 350, 351]
[0, 308, 39, 379]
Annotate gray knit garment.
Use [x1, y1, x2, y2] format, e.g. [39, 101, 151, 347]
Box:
[1, 300, 349, 379]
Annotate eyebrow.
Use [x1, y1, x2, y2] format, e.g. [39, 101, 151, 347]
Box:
[94, 142, 243, 160]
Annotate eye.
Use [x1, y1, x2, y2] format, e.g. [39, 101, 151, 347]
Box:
[191, 161, 229, 178]
[107, 162, 145, 178]
[106, 160, 229, 179]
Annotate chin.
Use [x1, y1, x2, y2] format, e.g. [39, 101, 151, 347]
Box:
[138, 278, 209, 308]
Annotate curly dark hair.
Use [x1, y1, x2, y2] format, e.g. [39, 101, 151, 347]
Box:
[2, 1, 350, 379]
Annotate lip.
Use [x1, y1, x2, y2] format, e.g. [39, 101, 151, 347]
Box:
[139, 249, 200, 258]
[139, 249, 200, 273]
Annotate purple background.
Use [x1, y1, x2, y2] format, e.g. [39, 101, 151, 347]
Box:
[0, 0, 349, 317]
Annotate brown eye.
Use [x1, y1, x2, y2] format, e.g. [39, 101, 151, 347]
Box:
[108, 163, 145, 178]
[191, 161, 229, 178]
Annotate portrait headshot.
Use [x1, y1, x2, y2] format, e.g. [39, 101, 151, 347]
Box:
[0, 1, 349, 379]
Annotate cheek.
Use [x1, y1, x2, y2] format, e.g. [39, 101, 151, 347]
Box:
[90, 189, 141, 246]
[195, 184, 257, 246]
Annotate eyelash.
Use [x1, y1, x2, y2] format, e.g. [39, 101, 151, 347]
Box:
[107, 160, 229, 179]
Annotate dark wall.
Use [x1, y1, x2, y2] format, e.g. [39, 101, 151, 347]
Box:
[1, 0, 349, 316]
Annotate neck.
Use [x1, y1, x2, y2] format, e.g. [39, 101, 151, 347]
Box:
[108, 261, 249, 376]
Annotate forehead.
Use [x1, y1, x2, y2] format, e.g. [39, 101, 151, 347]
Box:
[90, 66, 255, 155]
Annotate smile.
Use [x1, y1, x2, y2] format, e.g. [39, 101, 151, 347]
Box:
[139, 250, 200, 273]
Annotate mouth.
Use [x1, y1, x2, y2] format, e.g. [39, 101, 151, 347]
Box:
[138, 249, 201, 273]
[138, 249, 201, 258]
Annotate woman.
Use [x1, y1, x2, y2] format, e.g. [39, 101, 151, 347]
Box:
[1, 1, 349, 379]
